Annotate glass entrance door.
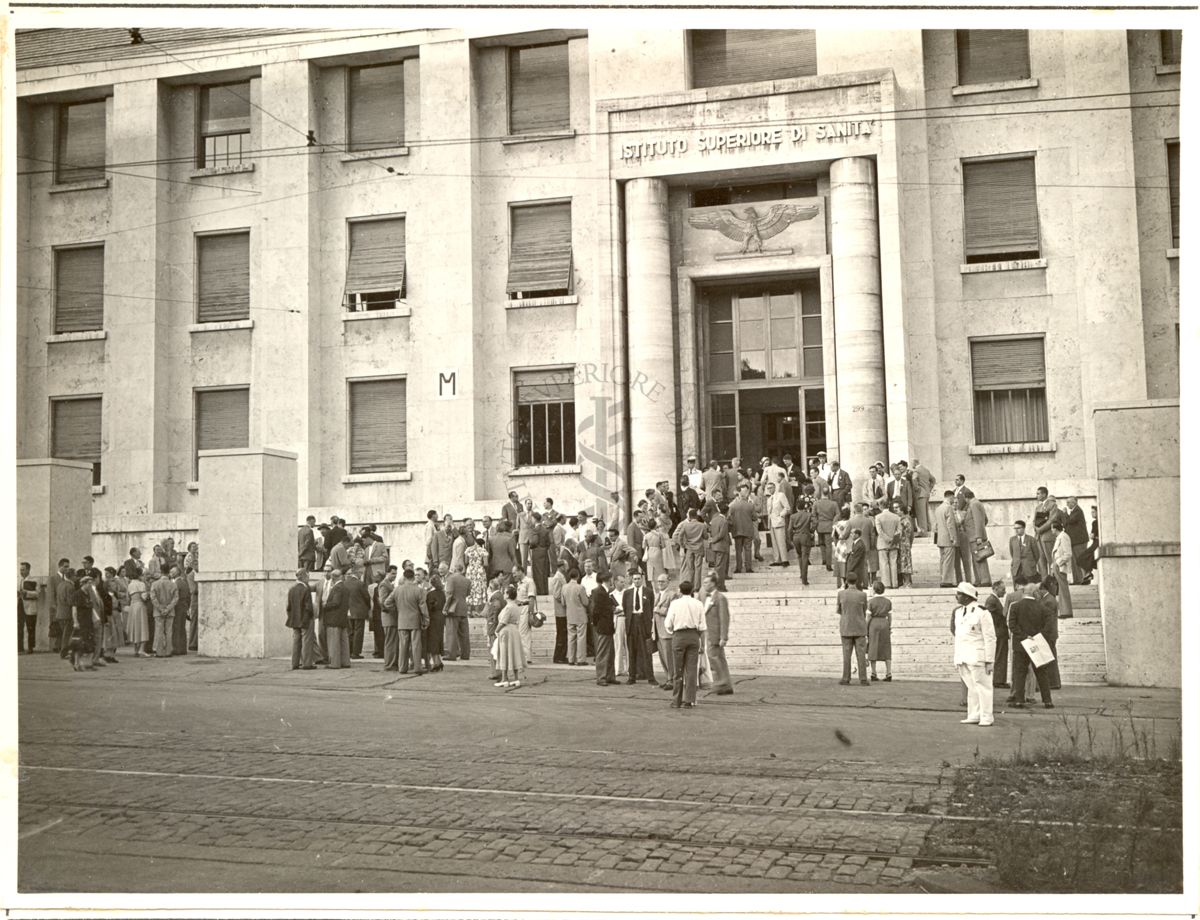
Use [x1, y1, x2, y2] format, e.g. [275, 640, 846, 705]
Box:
[702, 279, 827, 466]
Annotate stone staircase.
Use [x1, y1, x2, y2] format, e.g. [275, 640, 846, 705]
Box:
[462, 547, 1106, 684]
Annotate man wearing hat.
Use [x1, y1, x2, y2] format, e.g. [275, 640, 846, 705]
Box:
[816, 451, 832, 482]
[683, 455, 703, 492]
[951, 582, 996, 727]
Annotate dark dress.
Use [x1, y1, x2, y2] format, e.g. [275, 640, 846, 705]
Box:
[531, 525, 551, 595]
[173, 577, 191, 655]
[424, 585, 446, 657]
[866, 595, 892, 661]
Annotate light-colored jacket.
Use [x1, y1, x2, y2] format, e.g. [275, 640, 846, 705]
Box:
[953, 602, 997, 666]
[874, 508, 901, 549]
[150, 576, 179, 616]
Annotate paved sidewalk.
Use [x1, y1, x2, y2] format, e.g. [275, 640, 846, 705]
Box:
[16, 652, 1181, 895]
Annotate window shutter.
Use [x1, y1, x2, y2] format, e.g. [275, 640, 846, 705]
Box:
[506, 202, 573, 296]
[1160, 29, 1182, 66]
[516, 368, 574, 404]
[971, 338, 1045, 390]
[956, 30, 1031, 85]
[690, 30, 817, 89]
[57, 100, 106, 183]
[348, 63, 405, 151]
[509, 43, 570, 135]
[195, 389, 250, 469]
[197, 232, 250, 322]
[349, 378, 407, 474]
[1167, 141, 1180, 248]
[962, 157, 1040, 260]
[51, 397, 101, 462]
[200, 82, 251, 136]
[345, 219, 405, 299]
[54, 246, 104, 334]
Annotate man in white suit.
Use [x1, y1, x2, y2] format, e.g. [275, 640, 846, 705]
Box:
[952, 582, 996, 727]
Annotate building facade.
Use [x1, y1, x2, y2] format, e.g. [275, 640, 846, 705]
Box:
[14, 27, 1181, 560]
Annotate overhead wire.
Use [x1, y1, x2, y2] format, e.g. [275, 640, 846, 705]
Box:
[14, 85, 1181, 177]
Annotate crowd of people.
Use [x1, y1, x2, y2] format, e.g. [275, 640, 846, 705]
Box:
[19, 451, 1099, 717]
[18, 538, 199, 670]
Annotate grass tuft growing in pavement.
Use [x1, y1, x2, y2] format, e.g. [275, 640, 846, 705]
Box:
[923, 711, 1182, 893]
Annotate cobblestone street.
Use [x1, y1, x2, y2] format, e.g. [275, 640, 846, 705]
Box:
[16, 653, 1180, 893]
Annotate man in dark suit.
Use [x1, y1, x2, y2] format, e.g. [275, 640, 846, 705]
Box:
[789, 500, 814, 585]
[298, 516, 316, 571]
[326, 517, 348, 552]
[706, 505, 731, 590]
[727, 485, 758, 575]
[1064, 497, 1088, 584]
[590, 571, 617, 686]
[829, 461, 852, 507]
[1007, 578, 1053, 708]
[501, 491, 522, 532]
[343, 571, 372, 660]
[621, 571, 657, 685]
[813, 494, 839, 570]
[677, 478, 701, 522]
[702, 572, 733, 695]
[980, 580, 1010, 689]
[286, 569, 317, 670]
[321, 569, 350, 669]
[1009, 521, 1040, 584]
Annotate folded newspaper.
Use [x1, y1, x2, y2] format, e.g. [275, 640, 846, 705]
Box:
[1021, 633, 1056, 668]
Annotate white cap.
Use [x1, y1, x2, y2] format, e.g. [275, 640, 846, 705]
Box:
[955, 581, 978, 600]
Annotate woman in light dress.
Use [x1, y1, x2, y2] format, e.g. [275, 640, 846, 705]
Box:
[464, 534, 489, 614]
[126, 575, 150, 656]
[494, 584, 525, 688]
[833, 508, 852, 588]
[643, 520, 669, 584]
[659, 519, 679, 578]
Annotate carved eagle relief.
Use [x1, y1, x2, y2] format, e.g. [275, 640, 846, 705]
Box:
[687, 203, 820, 254]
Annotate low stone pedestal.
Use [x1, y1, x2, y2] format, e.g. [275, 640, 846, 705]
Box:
[17, 459, 95, 650]
[1093, 400, 1180, 688]
[196, 448, 297, 660]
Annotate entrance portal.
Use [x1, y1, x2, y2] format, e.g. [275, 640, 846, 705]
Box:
[701, 278, 828, 466]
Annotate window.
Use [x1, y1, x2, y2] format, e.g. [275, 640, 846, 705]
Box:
[1160, 29, 1182, 67]
[710, 393, 737, 463]
[194, 387, 249, 478]
[706, 280, 822, 384]
[53, 245, 104, 334]
[51, 396, 102, 486]
[955, 30, 1031, 85]
[690, 30, 817, 89]
[348, 377, 407, 474]
[691, 179, 818, 208]
[347, 62, 405, 152]
[962, 156, 1040, 263]
[345, 218, 406, 310]
[506, 201, 573, 299]
[508, 43, 570, 135]
[55, 99, 106, 183]
[196, 231, 250, 323]
[514, 368, 576, 467]
[970, 337, 1048, 445]
[803, 387, 827, 456]
[197, 82, 251, 168]
[1167, 141, 1180, 248]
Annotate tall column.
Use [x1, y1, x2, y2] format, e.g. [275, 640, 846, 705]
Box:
[624, 178, 677, 495]
[108, 79, 171, 512]
[830, 157, 887, 480]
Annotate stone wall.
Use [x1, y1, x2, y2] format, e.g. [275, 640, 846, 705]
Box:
[1093, 399, 1179, 688]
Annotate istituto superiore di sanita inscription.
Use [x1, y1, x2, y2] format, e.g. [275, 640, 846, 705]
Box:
[619, 119, 876, 161]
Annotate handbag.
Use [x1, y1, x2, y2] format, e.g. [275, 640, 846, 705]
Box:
[974, 539, 995, 562]
[529, 609, 546, 628]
